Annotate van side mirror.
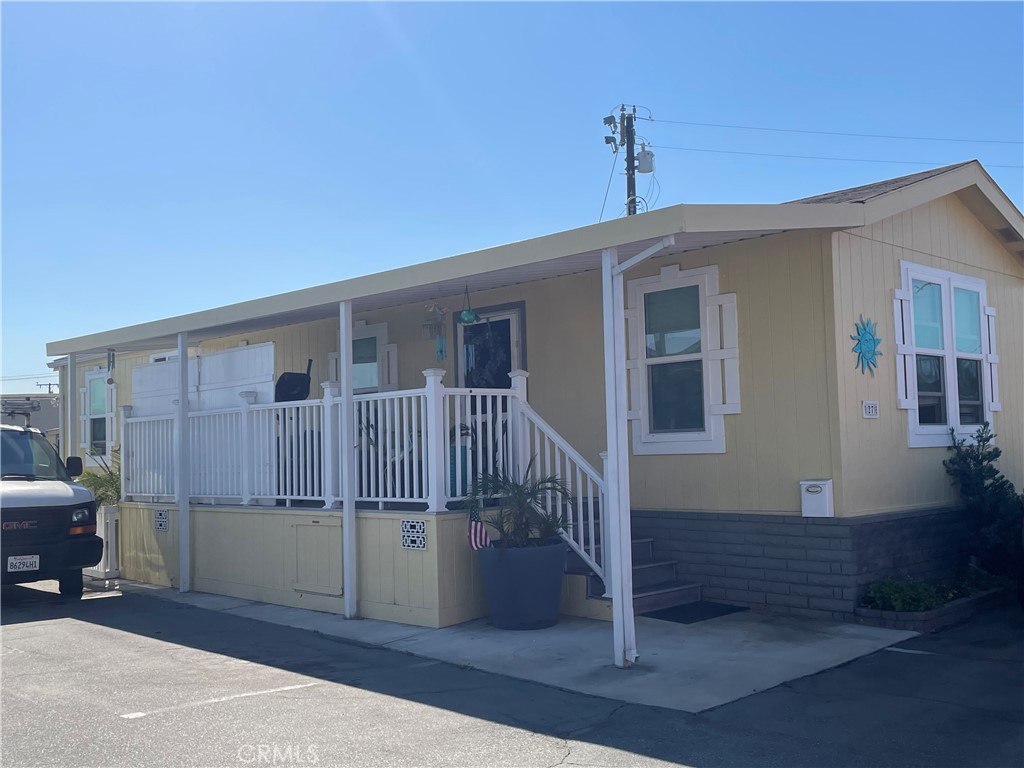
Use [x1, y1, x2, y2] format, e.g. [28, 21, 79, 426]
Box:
[65, 456, 83, 477]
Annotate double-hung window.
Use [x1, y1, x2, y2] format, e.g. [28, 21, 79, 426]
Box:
[894, 261, 1000, 448]
[627, 265, 740, 455]
[329, 320, 398, 394]
[80, 368, 116, 462]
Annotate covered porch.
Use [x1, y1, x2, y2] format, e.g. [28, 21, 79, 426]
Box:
[48, 202, 845, 667]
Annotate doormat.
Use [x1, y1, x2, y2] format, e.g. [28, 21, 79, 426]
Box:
[640, 601, 747, 625]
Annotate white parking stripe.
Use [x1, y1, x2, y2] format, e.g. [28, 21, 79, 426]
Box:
[120, 682, 321, 719]
[882, 647, 936, 656]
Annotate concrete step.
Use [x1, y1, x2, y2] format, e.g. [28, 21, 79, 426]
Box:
[586, 578, 702, 613]
[629, 560, 678, 589]
[564, 538, 655, 574]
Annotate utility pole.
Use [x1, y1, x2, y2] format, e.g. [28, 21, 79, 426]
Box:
[621, 105, 637, 216]
[602, 104, 653, 218]
[37, 382, 57, 394]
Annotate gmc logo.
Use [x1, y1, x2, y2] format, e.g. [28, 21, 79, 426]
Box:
[2, 521, 37, 531]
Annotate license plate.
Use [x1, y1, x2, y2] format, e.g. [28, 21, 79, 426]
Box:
[7, 555, 40, 573]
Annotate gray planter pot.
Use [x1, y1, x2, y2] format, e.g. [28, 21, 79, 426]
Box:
[478, 540, 567, 630]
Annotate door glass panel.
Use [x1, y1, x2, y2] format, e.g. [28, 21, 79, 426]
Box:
[463, 319, 512, 389]
[915, 354, 946, 425]
[645, 286, 701, 358]
[912, 280, 944, 350]
[352, 337, 378, 391]
[953, 288, 982, 354]
[649, 360, 704, 432]
[956, 358, 983, 425]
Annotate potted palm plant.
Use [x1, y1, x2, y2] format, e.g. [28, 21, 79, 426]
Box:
[466, 457, 573, 630]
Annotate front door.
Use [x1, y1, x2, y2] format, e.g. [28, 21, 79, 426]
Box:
[457, 309, 521, 389]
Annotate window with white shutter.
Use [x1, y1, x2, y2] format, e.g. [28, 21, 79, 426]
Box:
[626, 264, 740, 455]
[81, 368, 116, 463]
[895, 261, 998, 448]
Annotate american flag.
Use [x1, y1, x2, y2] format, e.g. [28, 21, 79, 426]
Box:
[467, 507, 491, 550]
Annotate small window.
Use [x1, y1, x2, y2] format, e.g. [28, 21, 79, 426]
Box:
[627, 264, 740, 455]
[352, 337, 378, 391]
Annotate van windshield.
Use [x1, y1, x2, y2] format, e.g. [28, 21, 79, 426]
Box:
[0, 430, 71, 482]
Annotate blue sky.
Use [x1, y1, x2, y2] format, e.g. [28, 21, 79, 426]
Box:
[2, 1, 1022, 392]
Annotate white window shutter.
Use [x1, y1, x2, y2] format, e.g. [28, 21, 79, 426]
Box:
[106, 380, 117, 447]
[708, 293, 740, 415]
[984, 306, 1001, 412]
[380, 344, 398, 392]
[623, 307, 641, 420]
[893, 289, 915, 409]
[78, 387, 89, 449]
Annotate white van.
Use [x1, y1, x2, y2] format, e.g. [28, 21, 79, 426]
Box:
[1, 424, 102, 597]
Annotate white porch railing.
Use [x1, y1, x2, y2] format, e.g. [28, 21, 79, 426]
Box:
[512, 402, 606, 579]
[121, 413, 175, 499]
[120, 369, 605, 579]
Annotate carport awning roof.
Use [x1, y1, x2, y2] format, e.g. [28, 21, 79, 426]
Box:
[46, 160, 1024, 359]
[47, 202, 862, 358]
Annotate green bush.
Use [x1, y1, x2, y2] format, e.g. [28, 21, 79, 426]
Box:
[860, 567, 1005, 612]
[943, 423, 1023, 581]
[77, 452, 120, 508]
[861, 578, 944, 612]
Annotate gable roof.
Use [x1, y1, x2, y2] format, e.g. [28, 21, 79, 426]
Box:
[787, 161, 975, 204]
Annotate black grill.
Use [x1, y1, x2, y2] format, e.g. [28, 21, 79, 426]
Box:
[1, 506, 71, 547]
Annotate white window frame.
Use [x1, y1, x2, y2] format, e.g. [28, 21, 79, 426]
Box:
[329, 320, 397, 394]
[626, 264, 739, 455]
[80, 367, 116, 466]
[895, 261, 997, 448]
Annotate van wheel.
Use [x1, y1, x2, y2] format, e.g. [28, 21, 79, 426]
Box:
[58, 569, 84, 598]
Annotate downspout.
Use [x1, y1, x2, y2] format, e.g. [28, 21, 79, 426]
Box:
[339, 301, 358, 617]
[176, 332, 191, 593]
[67, 353, 77, 463]
[601, 248, 638, 667]
[601, 236, 676, 669]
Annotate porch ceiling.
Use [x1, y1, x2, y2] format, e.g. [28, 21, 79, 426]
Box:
[50, 198, 868, 358]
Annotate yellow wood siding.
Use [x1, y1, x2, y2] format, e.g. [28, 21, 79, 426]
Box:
[623, 231, 838, 514]
[356, 511, 441, 627]
[118, 502, 179, 587]
[191, 507, 345, 613]
[832, 194, 1024, 515]
[435, 511, 487, 626]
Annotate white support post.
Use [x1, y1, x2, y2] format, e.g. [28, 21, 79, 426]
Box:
[238, 391, 257, 506]
[339, 302, 358, 618]
[320, 381, 340, 509]
[67, 352, 77, 463]
[508, 369, 529, 476]
[119, 405, 132, 502]
[602, 247, 638, 668]
[176, 332, 191, 593]
[423, 368, 447, 512]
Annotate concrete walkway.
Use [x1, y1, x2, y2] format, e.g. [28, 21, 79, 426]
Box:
[114, 579, 915, 713]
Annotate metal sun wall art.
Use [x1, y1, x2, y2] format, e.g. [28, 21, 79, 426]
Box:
[851, 314, 882, 376]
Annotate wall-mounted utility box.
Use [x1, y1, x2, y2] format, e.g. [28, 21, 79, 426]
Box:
[799, 479, 834, 518]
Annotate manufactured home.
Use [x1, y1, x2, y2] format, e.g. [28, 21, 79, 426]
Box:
[48, 161, 1024, 667]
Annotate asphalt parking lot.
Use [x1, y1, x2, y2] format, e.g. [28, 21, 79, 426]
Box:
[2, 582, 1021, 768]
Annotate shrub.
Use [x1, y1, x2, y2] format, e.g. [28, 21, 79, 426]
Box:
[861, 578, 944, 612]
[77, 451, 120, 508]
[943, 423, 1023, 581]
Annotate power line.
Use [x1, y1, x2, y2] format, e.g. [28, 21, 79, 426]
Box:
[648, 143, 1024, 169]
[637, 115, 1023, 146]
[599, 147, 620, 222]
[1, 373, 57, 381]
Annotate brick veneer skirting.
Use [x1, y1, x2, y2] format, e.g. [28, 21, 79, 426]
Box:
[631, 507, 970, 622]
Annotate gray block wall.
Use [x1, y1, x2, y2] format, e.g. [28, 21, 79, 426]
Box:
[631, 507, 969, 622]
